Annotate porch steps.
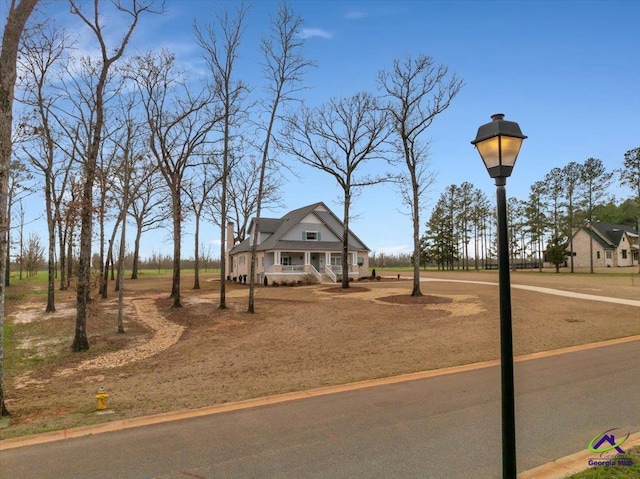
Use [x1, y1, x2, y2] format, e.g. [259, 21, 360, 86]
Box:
[320, 273, 336, 284]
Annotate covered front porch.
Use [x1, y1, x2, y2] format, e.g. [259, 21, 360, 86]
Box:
[264, 251, 362, 283]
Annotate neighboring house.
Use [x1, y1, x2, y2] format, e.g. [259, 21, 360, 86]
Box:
[227, 202, 370, 284]
[569, 221, 639, 268]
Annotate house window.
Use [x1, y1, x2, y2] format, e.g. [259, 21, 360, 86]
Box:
[330, 255, 342, 266]
[305, 231, 319, 241]
[605, 251, 612, 259]
[281, 256, 292, 266]
[596, 251, 600, 259]
[239, 256, 246, 265]
[621, 250, 628, 259]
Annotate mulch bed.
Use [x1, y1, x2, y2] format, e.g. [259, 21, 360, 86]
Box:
[322, 286, 371, 293]
[377, 294, 453, 305]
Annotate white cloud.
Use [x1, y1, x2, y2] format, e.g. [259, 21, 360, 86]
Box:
[299, 28, 333, 40]
[345, 10, 366, 20]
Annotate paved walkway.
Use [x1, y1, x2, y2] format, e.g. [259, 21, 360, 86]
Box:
[420, 277, 640, 307]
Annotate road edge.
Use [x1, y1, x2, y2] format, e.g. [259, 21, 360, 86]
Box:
[2, 334, 640, 451]
[519, 432, 640, 479]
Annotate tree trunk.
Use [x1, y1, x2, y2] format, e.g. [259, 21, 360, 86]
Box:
[0, 0, 41, 415]
[66, 226, 73, 289]
[72, 175, 93, 352]
[117, 221, 126, 332]
[45, 175, 55, 312]
[102, 240, 112, 299]
[4, 201, 10, 287]
[219, 138, 228, 310]
[57, 216, 67, 290]
[131, 219, 142, 279]
[171, 186, 182, 308]
[193, 210, 200, 290]
[410, 171, 422, 296]
[341, 193, 350, 289]
[98, 192, 106, 296]
[117, 174, 129, 333]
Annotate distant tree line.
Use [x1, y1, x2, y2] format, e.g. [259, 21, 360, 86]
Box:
[420, 152, 640, 272]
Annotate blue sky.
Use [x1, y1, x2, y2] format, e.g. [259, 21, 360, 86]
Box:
[14, 0, 640, 259]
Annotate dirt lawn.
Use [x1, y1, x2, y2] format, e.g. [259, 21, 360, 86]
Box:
[2, 269, 639, 440]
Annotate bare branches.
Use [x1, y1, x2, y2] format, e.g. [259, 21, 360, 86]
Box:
[194, 1, 250, 309]
[66, 0, 159, 350]
[281, 91, 390, 288]
[281, 92, 390, 190]
[377, 54, 463, 296]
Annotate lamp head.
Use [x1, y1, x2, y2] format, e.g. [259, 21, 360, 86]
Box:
[471, 113, 527, 179]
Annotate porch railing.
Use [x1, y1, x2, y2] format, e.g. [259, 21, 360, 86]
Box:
[324, 265, 336, 283]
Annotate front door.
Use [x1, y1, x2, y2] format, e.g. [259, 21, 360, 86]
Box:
[311, 253, 320, 271]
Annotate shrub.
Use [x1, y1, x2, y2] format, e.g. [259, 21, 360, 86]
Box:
[303, 274, 319, 285]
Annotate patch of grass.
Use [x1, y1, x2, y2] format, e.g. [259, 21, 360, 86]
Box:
[5, 290, 26, 302]
[566, 447, 640, 478]
[3, 323, 16, 346]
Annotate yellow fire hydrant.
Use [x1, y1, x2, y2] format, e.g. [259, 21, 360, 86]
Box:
[96, 387, 109, 410]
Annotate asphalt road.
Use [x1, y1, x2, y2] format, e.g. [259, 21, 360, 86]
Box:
[2, 340, 639, 479]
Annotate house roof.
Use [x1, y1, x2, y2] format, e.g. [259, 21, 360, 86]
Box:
[580, 222, 639, 249]
[230, 202, 370, 254]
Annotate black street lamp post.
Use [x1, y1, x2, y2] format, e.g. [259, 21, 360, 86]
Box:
[472, 114, 527, 479]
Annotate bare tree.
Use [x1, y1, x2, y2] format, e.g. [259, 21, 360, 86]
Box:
[618, 147, 640, 273]
[128, 164, 168, 279]
[112, 110, 145, 331]
[281, 92, 390, 288]
[247, 2, 312, 312]
[217, 154, 283, 245]
[184, 160, 221, 289]
[128, 49, 220, 307]
[195, 1, 250, 309]
[24, 232, 44, 277]
[377, 54, 463, 296]
[60, 174, 83, 290]
[0, 0, 41, 418]
[5, 160, 34, 286]
[97, 129, 128, 299]
[16, 20, 75, 309]
[68, 0, 158, 351]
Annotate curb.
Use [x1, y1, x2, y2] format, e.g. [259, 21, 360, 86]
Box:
[3, 333, 640, 479]
[519, 432, 640, 478]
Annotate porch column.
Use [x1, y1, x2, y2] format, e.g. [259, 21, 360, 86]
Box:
[305, 252, 310, 265]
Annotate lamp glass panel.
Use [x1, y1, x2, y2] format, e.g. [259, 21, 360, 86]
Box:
[476, 137, 500, 169]
[499, 136, 524, 166]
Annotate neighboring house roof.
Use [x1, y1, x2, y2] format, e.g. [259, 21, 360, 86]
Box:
[230, 202, 370, 254]
[577, 222, 639, 249]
